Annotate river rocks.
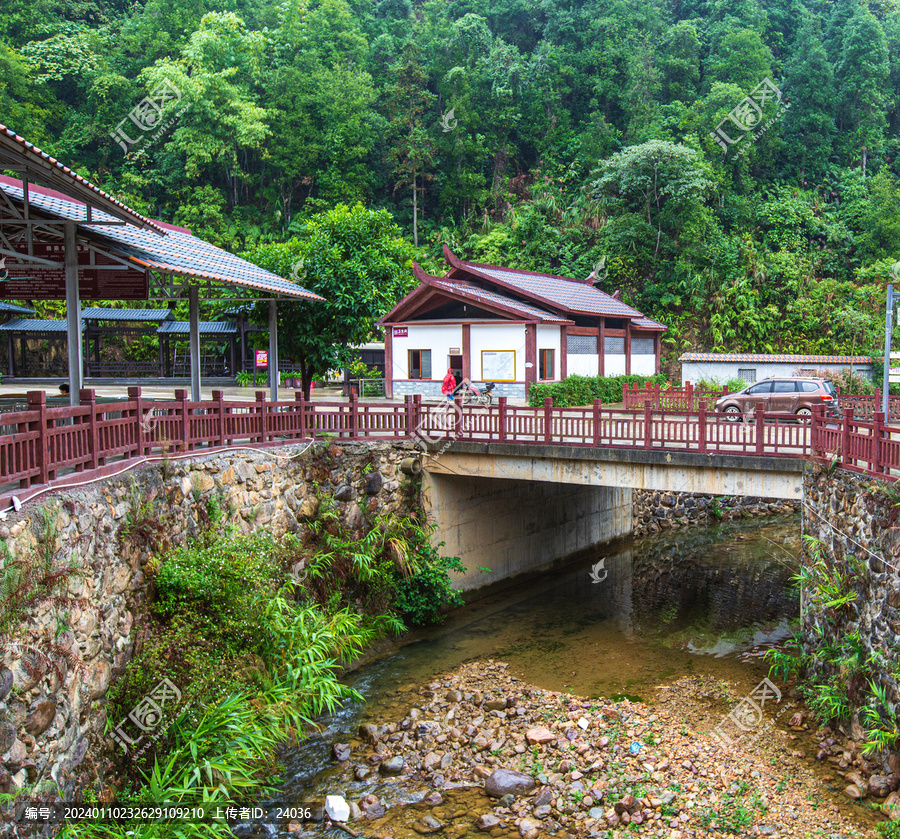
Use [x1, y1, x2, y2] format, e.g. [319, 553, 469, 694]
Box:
[24, 700, 56, 736]
[333, 485, 353, 502]
[844, 783, 863, 800]
[475, 813, 500, 830]
[412, 814, 443, 834]
[379, 756, 405, 776]
[882, 790, 900, 818]
[359, 722, 380, 744]
[0, 669, 12, 702]
[332, 743, 351, 762]
[0, 722, 15, 754]
[365, 472, 383, 495]
[484, 768, 537, 798]
[525, 726, 554, 745]
[324, 795, 350, 822]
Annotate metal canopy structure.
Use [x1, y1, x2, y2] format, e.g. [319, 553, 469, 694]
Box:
[0, 123, 322, 402]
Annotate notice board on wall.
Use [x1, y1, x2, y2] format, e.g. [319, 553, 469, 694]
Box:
[481, 350, 516, 381]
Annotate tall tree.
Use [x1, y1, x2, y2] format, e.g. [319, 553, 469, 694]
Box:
[385, 42, 437, 247]
[243, 204, 416, 398]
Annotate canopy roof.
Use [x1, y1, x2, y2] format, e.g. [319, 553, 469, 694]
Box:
[157, 321, 238, 336]
[0, 177, 321, 302]
[0, 123, 165, 233]
[82, 307, 175, 322]
[680, 353, 870, 364]
[0, 301, 35, 315]
[443, 246, 646, 320]
[0, 318, 82, 333]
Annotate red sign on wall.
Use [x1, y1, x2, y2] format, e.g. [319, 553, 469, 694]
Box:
[0, 243, 149, 300]
[255, 350, 268, 368]
[393, 327, 408, 337]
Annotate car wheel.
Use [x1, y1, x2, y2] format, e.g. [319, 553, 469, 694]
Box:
[796, 407, 812, 416]
[723, 405, 742, 421]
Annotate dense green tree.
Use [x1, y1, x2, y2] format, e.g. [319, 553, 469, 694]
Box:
[242, 204, 416, 397]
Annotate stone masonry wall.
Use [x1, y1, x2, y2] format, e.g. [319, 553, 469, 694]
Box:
[0, 440, 421, 803]
[633, 489, 799, 536]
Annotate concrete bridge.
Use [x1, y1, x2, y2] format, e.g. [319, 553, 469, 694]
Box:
[421, 440, 804, 590]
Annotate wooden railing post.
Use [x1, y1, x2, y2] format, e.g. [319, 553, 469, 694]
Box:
[841, 406, 852, 468]
[175, 389, 190, 451]
[128, 386, 143, 458]
[810, 404, 822, 457]
[498, 396, 508, 443]
[873, 411, 884, 474]
[643, 402, 652, 448]
[454, 394, 463, 440]
[686, 381, 694, 411]
[295, 392, 307, 439]
[255, 391, 266, 443]
[403, 394, 413, 439]
[593, 398, 602, 446]
[307, 393, 317, 438]
[755, 401, 765, 455]
[211, 389, 225, 446]
[544, 397, 553, 444]
[349, 391, 359, 439]
[27, 391, 49, 485]
[622, 382, 628, 406]
[698, 398, 707, 453]
[79, 388, 99, 469]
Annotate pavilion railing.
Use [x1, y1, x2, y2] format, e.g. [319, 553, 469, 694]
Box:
[1, 390, 898, 495]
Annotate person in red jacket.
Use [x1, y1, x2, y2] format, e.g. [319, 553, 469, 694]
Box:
[441, 368, 456, 402]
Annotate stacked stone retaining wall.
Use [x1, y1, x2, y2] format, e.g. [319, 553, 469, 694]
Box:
[0, 441, 420, 802]
[633, 489, 799, 536]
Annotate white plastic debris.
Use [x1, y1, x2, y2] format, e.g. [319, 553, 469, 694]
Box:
[324, 795, 351, 822]
[577, 717, 589, 731]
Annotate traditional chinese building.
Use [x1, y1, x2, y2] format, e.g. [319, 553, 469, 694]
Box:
[380, 247, 666, 399]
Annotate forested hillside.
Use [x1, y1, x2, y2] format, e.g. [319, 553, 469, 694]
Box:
[3, 0, 900, 363]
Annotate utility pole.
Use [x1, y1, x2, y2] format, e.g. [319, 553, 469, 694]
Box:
[883, 284, 894, 416]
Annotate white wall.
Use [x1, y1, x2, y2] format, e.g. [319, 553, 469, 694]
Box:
[391, 324, 462, 380]
[536, 325, 562, 381]
[605, 355, 627, 376]
[568, 355, 599, 377]
[680, 361, 874, 385]
[470, 323, 527, 381]
[632, 355, 656, 376]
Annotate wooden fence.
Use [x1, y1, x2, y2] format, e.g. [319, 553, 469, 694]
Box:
[1, 388, 898, 498]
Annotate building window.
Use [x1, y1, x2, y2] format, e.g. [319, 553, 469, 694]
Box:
[409, 349, 431, 379]
[567, 334, 596, 355]
[604, 336, 625, 355]
[737, 368, 756, 383]
[539, 348, 555, 380]
[631, 337, 655, 355]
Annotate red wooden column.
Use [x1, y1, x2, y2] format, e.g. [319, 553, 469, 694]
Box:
[295, 392, 307, 439]
[255, 390, 266, 443]
[625, 319, 632, 375]
[525, 323, 537, 397]
[462, 323, 471, 383]
[176, 389, 191, 451]
[654, 333, 661, 375]
[873, 411, 885, 474]
[841, 406, 852, 468]
[560, 325, 568, 380]
[698, 399, 708, 453]
[498, 396, 507, 443]
[28, 391, 49, 485]
[543, 397, 553, 444]
[384, 328, 393, 399]
[211, 389, 226, 446]
[128, 386, 143, 458]
[598, 319, 605, 377]
[80, 388, 99, 470]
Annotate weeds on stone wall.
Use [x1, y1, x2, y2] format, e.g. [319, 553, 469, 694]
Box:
[765, 535, 898, 759]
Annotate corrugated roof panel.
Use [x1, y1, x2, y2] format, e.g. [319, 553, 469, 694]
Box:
[157, 321, 238, 335]
[679, 353, 873, 363]
[0, 180, 323, 302]
[82, 307, 175, 322]
[0, 318, 81, 333]
[0, 302, 36, 315]
[632, 316, 667, 331]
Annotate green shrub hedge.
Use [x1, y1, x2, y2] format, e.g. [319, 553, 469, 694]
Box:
[527, 373, 667, 407]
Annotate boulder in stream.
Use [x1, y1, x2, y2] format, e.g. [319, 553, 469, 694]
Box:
[379, 756, 405, 776]
[484, 767, 537, 798]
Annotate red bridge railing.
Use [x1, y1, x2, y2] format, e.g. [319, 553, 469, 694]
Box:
[0, 389, 897, 499]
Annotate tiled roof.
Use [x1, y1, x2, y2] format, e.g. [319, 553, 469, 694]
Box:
[82, 307, 174, 322]
[157, 321, 238, 335]
[0, 123, 166, 233]
[430, 278, 572, 323]
[680, 353, 873, 363]
[447, 251, 645, 319]
[632, 316, 667, 331]
[0, 302, 35, 315]
[0, 318, 81, 333]
[0, 178, 322, 302]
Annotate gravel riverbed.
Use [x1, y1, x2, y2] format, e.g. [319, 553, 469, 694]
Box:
[306, 660, 885, 839]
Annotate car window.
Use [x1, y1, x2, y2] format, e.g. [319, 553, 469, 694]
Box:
[746, 381, 773, 394]
[800, 382, 819, 392]
[773, 381, 797, 393]
[822, 382, 836, 394]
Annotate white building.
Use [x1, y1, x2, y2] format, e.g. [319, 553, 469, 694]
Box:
[679, 353, 874, 385]
[380, 247, 666, 399]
